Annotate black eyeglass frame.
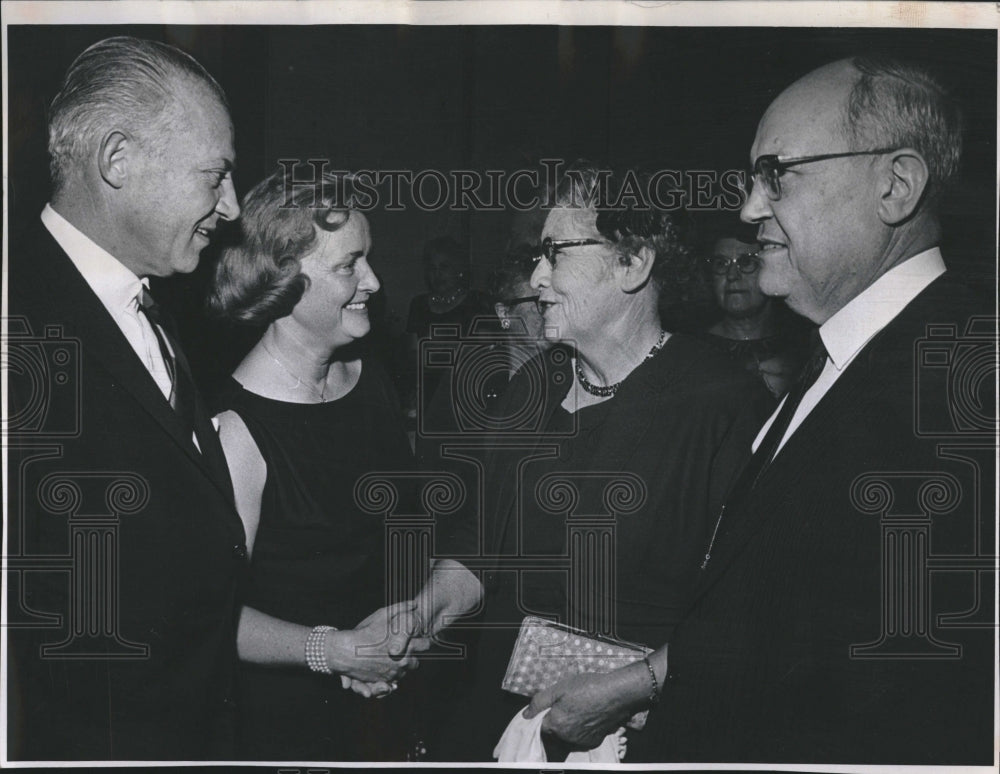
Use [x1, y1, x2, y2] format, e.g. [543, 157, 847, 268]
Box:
[748, 147, 898, 201]
[707, 252, 761, 276]
[500, 295, 541, 313]
[534, 237, 606, 268]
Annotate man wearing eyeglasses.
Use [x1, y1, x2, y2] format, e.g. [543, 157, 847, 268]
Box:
[644, 56, 994, 764]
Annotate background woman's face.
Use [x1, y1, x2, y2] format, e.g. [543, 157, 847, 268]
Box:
[498, 278, 550, 346]
[711, 237, 770, 319]
[424, 252, 465, 296]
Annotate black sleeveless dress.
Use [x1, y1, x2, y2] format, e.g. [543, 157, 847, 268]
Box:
[218, 361, 420, 761]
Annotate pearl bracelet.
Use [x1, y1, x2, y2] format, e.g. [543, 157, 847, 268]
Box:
[305, 625, 337, 674]
[642, 656, 661, 706]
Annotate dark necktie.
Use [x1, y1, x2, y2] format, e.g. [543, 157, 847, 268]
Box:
[701, 331, 828, 569]
[137, 287, 197, 437]
[136, 287, 235, 502]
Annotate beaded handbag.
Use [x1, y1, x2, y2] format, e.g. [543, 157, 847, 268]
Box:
[501, 615, 653, 730]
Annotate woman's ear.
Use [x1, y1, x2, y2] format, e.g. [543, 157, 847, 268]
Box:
[620, 245, 656, 293]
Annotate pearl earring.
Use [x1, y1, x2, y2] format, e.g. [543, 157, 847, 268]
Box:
[501, 318, 511, 330]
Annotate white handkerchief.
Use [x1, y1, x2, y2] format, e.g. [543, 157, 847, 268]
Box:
[493, 706, 624, 763]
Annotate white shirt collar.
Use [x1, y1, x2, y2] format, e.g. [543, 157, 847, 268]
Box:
[819, 247, 946, 371]
[41, 203, 146, 314]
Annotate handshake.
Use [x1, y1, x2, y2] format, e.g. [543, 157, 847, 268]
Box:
[324, 600, 433, 699]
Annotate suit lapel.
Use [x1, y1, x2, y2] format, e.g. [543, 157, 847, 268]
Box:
[689, 356, 873, 600]
[31, 230, 236, 507]
[686, 280, 947, 606]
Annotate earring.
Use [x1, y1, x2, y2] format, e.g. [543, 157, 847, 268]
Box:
[501, 318, 511, 330]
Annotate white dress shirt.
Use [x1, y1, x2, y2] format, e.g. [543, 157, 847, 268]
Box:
[753, 247, 947, 458]
[41, 203, 174, 401]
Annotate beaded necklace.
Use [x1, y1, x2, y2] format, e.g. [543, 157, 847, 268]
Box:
[429, 287, 467, 307]
[574, 329, 669, 398]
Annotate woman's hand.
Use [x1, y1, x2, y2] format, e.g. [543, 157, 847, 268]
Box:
[340, 675, 398, 698]
[325, 601, 430, 683]
[358, 600, 432, 659]
[523, 662, 651, 750]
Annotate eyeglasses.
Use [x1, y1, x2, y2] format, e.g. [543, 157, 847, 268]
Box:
[501, 295, 541, 313]
[746, 148, 897, 201]
[707, 252, 760, 276]
[535, 237, 606, 268]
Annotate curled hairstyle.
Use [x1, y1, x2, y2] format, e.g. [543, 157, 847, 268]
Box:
[208, 168, 355, 326]
[48, 36, 228, 193]
[694, 211, 759, 261]
[846, 55, 963, 208]
[554, 161, 695, 307]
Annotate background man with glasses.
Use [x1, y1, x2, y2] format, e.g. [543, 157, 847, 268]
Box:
[646, 56, 995, 764]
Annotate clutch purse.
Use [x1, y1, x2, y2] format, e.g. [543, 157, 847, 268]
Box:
[501, 615, 653, 730]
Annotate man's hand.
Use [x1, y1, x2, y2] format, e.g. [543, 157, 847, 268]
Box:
[326, 601, 430, 683]
[355, 600, 431, 660]
[757, 354, 797, 398]
[523, 669, 643, 750]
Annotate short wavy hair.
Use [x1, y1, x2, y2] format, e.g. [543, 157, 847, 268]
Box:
[553, 161, 696, 308]
[48, 36, 227, 194]
[694, 211, 759, 259]
[208, 168, 355, 326]
[845, 55, 963, 208]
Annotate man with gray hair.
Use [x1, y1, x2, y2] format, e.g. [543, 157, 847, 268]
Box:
[528, 56, 994, 765]
[648, 56, 993, 763]
[8, 36, 244, 759]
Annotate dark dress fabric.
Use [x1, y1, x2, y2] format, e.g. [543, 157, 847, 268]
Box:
[414, 341, 567, 467]
[694, 325, 813, 399]
[406, 291, 495, 409]
[405, 290, 493, 340]
[431, 333, 774, 761]
[218, 361, 421, 761]
[650, 275, 996, 764]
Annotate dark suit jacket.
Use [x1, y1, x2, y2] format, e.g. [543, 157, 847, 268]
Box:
[650, 274, 995, 764]
[6, 224, 248, 760]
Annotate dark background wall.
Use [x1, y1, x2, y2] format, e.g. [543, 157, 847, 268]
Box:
[6, 25, 996, 388]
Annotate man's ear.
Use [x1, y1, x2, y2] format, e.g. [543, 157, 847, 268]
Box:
[98, 130, 129, 189]
[877, 148, 930, 225]
[494, 301, 508, 321]
[620, 244, 656, 293]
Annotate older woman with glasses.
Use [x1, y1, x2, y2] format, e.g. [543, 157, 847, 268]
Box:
[696, 215, 812, 398]
[437, 163, 773, 763]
